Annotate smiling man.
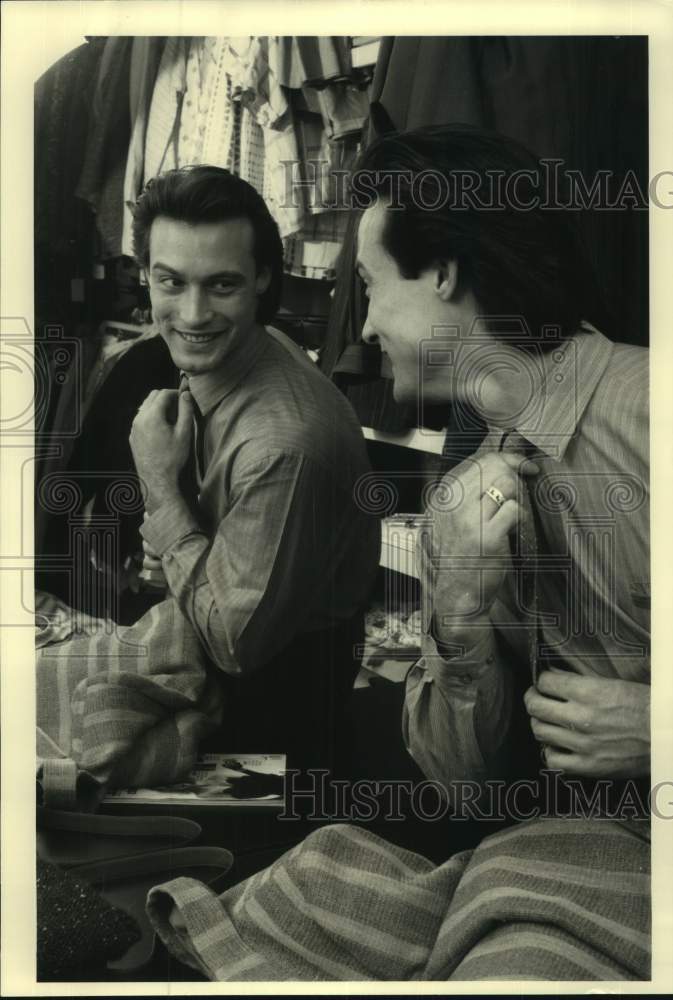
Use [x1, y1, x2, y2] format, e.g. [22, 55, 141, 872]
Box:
[139, 132, 652, 984]
[354, 125, 650, 800]
[128, 166, 380, 771]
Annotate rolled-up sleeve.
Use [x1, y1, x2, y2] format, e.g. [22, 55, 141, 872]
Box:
[402, 626, 513, 793]
[402, 523, 514, 793]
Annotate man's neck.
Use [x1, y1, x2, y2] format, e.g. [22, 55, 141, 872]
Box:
[462, 337, 546, 430]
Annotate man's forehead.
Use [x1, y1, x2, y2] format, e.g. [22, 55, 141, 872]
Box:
[357, 200, 387, 266]
[149, 215, 255, 259]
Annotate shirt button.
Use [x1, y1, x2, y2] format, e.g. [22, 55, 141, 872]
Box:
[459, 674, 472, 684]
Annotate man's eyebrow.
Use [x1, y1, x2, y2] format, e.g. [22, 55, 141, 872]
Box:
[151, 263, 245, 281]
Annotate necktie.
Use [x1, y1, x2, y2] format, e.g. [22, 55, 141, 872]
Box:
[498, 430, 543, 683]
[178, 372, 204, 498]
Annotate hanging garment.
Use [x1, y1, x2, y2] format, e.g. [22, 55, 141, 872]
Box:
[142, 37, 302, 238]
[281, 106, 363, 280]
[276, 36, 364, 90]
[140, 37, 365, 244]
[238, 104, 265, 195]
[282, 234, 341, 282]
[35, 39, 104, 325]
[75, 36, 133, 259]
[182, 37, 238, 170]
[35, 39, 103, 257]
[320, 207, 365, 375]
[121, 37, 165, 257]
[179, 37, 213, 165]
[228, 36, 353, 240]
[233, 35, 303, 238]
[293, 108, 348, 216]
[143, 37, 189, 181]
[367, 36, 486, 136]
[315, 80, 371, 140]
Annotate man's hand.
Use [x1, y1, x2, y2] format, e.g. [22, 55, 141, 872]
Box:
[141, 538, 164, 574]
[139, 538, 167, 590]
[430, 450, 539, 649]
[130, 389, 193, 513]
[524, 669, 650, 778]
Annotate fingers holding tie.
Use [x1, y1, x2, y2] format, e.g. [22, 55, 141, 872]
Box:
[480, 470, 521, 550]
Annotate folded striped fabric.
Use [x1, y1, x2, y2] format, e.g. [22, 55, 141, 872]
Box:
[146, 817, 650, 982]
[36, 593, 223, 811]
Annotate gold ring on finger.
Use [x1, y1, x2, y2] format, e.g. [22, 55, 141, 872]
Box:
[483, 485, 507, 509]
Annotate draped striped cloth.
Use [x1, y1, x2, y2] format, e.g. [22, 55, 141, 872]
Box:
[146, 818, 650, 982]
[36, 592, 223, 811]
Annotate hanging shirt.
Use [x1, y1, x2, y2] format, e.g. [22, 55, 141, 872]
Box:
[143, 38, 189, 181]
[402, 324, 650, 786]
[122, 37, 165, 257]
[233, 36, 303, 238]
[140, 325, 381, 676]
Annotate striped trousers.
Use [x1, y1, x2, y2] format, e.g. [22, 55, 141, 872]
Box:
[147, 816, 650, 981]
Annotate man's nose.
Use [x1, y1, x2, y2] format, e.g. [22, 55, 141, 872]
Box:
[179, 287, 213, 328]
[361, 313, 379, 345]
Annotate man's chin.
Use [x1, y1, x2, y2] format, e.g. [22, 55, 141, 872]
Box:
[391, 379, 417, 406]
[165, 339, 223, 374]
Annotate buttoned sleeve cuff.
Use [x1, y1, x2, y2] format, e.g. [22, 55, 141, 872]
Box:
[420, 629, 497, 688]
[140, 497, 203, 556]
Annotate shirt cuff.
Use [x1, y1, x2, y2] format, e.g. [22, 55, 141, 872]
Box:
[140, 497, 202, 556]
[421, 629, 496, 684]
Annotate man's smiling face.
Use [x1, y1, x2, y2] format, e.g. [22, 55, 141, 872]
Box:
[356, 198, 522, 421]
[147, 216, 270, 376]
[356, 199, 461, 406]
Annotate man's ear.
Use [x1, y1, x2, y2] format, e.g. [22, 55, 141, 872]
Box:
[434, 259, 459, 302]
[255, 266, 272, 296]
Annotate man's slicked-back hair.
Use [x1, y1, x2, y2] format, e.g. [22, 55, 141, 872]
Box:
[132, 165, 284, 324]
[355, 124, 604, 349]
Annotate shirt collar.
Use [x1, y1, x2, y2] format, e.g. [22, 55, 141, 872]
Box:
[182, 324, 270, 415]
[487, 322, 614, 461]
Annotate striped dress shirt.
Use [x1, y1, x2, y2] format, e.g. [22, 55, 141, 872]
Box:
[403, 323, 650, 786]
[141, 325, 380, 676]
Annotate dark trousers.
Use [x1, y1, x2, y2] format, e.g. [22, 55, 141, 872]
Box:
[202, 616, 363, 781]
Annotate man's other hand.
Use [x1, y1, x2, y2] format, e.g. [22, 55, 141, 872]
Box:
[130, 389, 193, 512]
[524, 669, 650, 778]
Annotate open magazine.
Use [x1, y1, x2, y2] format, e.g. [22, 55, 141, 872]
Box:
[103, 753, 286, 808]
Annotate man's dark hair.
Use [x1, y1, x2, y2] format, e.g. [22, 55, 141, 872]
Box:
[355, 124, 605, 349]
[132, 165, 283, 324]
